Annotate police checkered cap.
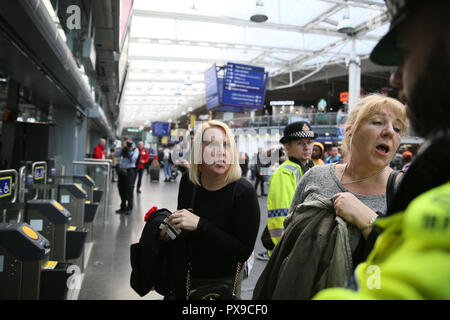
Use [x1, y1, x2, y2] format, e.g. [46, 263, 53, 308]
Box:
[279, 121, 317, 144]
[285, 131, 316, 139]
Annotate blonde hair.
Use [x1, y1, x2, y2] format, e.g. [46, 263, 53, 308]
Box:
[342, 94, 407, 160]
[189, 120, 241, 186]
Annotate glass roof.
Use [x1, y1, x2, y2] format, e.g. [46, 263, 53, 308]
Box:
[120, 0, 388, 128]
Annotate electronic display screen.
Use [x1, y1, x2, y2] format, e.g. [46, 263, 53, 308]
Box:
[222, 63, 266, 109]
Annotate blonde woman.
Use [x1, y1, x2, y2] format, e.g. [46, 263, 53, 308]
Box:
[289, 94, 407, 265]
[164, 120, 260, 299]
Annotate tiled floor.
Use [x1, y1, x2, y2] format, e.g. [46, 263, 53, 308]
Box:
[77, 169, 269, 300]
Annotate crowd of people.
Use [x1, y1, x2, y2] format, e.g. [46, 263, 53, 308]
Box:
[121, 0, 450, 300]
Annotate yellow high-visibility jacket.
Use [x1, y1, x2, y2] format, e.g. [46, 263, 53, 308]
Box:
[314, 181, 450, 300]
[267, 159, 304, 254]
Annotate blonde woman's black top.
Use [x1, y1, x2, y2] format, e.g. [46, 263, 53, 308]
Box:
[177, 172, 260, 278]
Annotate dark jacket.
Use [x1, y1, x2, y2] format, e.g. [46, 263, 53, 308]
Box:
[130, 208, 188, 297]
[253, 194, 352, 300]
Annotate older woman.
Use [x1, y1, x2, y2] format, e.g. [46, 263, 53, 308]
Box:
[163, 120, 260, 299]
[289, 94, 407, 262]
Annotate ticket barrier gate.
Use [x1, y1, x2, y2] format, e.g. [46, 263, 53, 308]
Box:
[0, 222, 50, 299]
[73, 175, 99, 242]
[24, 185, 80, 300]
[74, 172, 105, 204]
[30, 163, 89, 268]
[34, 163, 99, 243]
[0, 169, 72, 299]
[58, 184, 88, 271]
[50, 174, 100, 242]
[93, 188, 103, 203]
[0, 223, 73, 300]
[25, 200, 71, 261]
[24, 200, 74, 300]
[21, 165, 88, 266]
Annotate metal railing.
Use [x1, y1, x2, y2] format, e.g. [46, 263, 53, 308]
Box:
[222, 112, 348, 129]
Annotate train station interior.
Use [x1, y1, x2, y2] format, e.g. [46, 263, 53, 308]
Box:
[0, 0, 426, 301]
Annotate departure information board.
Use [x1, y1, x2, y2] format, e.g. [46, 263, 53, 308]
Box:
[205, 64, 220, 110]
[151, 122, 171, 137]
[222, 63, 265, 109]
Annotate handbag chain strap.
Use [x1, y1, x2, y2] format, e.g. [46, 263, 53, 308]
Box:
[231, 262, 242, 298]
[186, 262, 192, 300]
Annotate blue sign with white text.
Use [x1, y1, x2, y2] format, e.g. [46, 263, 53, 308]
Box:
[34, 166, 44, 180]
[152, 122, 171, 137]
[205, 64, 220, 110]
[216, 77, 244, 113]
[222, 63, 266, 109]
[0, 177, 12, 199]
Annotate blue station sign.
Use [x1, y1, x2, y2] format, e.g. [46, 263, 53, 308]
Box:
[152, 122, 171, 137]
[205, 64, 221, 110]
[204, 62, 267, 112]
[34, 166, 44, 180]
[222, 63, 266, 109]
[0, 176, 12, 199]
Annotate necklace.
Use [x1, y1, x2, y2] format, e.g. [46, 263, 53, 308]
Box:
[339, 163, 386, 185]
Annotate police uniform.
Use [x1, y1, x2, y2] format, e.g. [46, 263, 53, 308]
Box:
[267, 122, 317, 253]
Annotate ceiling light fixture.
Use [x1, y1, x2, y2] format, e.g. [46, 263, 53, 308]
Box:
[337, 2, 355, 35]
[184, 76, 192, 86]
[250, 0, 268, 23]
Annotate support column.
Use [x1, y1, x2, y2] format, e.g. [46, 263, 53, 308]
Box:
[347, 37, 361, 113]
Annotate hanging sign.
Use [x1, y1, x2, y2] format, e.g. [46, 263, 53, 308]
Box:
[340, 92, 349, 102]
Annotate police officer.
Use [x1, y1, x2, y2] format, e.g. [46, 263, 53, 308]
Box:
[314, 0, 450, 299]
[114, 137, 139, 214]
[266, 121, 316, 255]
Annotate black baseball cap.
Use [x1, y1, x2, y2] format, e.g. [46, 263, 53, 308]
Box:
[370, 0, 421, 66]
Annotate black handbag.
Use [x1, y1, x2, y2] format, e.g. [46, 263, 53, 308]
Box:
[386, 169, 403, 208]
[260, 225, 275, 251]
[186, 261, 242, 300]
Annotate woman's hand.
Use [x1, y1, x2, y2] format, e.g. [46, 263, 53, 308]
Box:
[332, 192, 378, 238]
[168, 209, 200, 231]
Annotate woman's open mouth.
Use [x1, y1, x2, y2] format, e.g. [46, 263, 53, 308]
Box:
[375, 143, 390, 155]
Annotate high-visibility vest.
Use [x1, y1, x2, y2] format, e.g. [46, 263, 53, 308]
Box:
[267, 159, 304, 255]
[314, 181, 450, 300]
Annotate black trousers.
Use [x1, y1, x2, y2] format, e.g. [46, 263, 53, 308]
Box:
[136, 168, 144, 191]
[118, 168, 136, 210]
[254, 173, 265, 195]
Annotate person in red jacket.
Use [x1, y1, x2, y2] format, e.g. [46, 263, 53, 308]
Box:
[136, 141, 149, 193]
[93, 138, 106, 159]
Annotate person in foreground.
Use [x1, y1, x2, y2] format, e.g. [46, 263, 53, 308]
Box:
[286, 94, 406, 281]
[314, 0, 450, 299]
[162, 120, 260, 299]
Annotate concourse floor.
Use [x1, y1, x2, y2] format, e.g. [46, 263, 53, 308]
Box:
[77, 169, 269, 300]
